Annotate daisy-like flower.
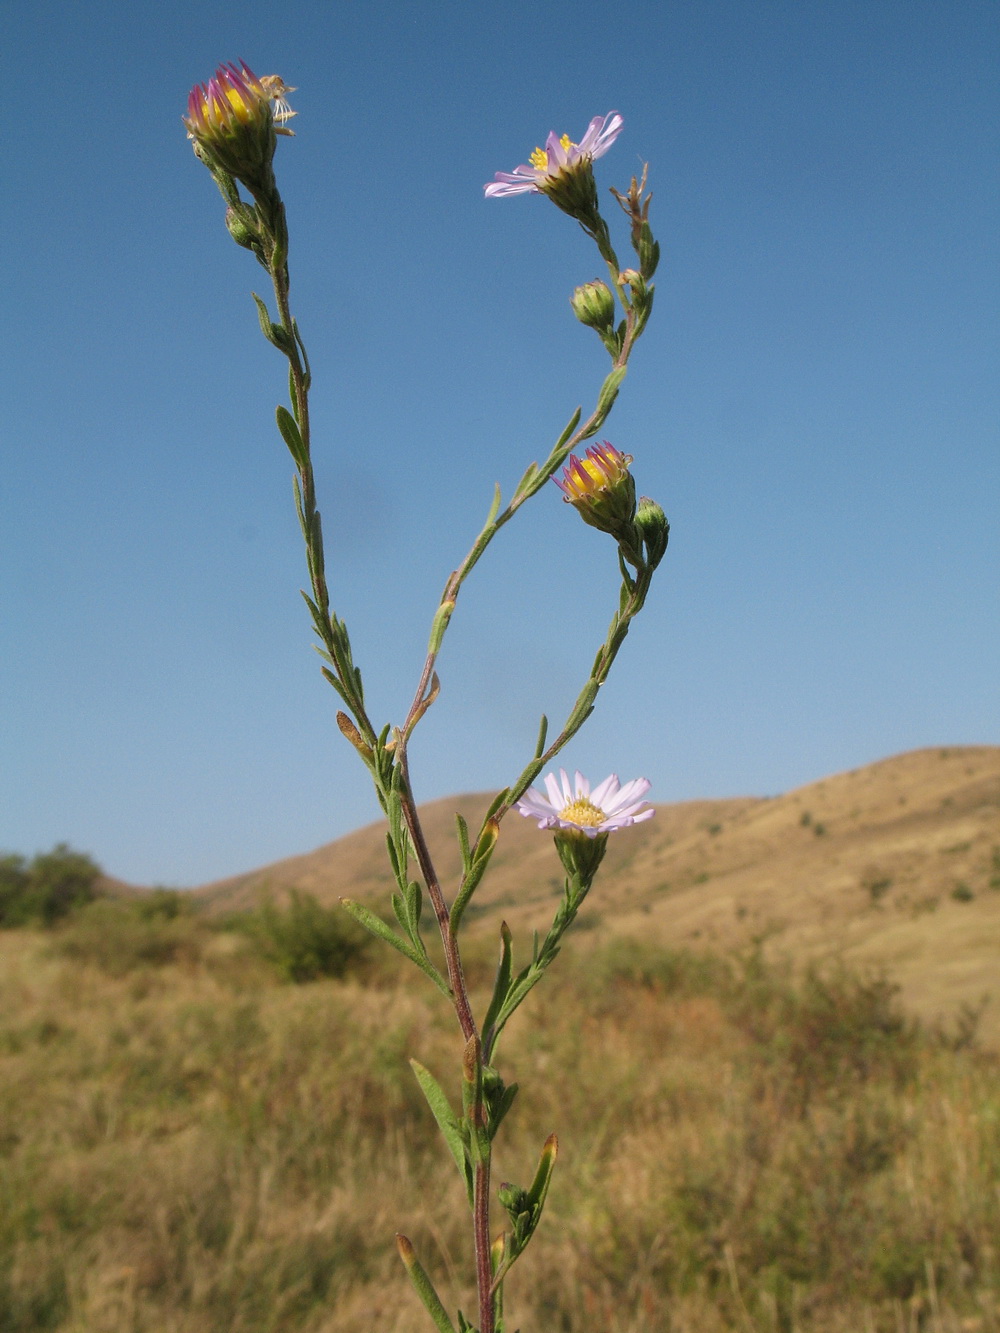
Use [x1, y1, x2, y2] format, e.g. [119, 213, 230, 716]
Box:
[185, 61, 271, 144]
[184, 62, 291, 196]
[485, 112, 623, 221]
[516, 769, 653, 839]
[556, 441, 632, 506]
[556, 441, 637, 545]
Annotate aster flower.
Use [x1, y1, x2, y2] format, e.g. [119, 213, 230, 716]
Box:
[185, 62, 270, 142]
[556, 441, 637, 548]
[516, 769, 653, 839]
[556, 440, 632, 506]
[184, 62, 288, 198]
[485, 112, 623, 222]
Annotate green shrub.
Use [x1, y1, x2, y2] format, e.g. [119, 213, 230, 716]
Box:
[232, 891, 372, 983]
[0, 844, 101, 927]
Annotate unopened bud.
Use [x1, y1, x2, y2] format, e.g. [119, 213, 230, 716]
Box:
[571, 280, 616, 331]
[225, 206, 259, 249]
[635, 496, 669, 569]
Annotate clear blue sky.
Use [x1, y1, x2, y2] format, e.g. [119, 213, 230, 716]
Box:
[4, 0, 997, 886]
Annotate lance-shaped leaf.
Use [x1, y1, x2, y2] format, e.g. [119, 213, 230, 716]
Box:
[251, 291, 293, 353]
[581, 365, 627, 438]
[454, 813, 472, 875]
[275, 404, 308, 469]
[533, 714, 548, 760]
[340, 899, 449, 997]
[482, 922, 514, 1057]
[492, 1136, 558, 1291]
[450, 818, 499, 933]
[395, 1235, 457, 1333]
[411, 1060, 473, 1205]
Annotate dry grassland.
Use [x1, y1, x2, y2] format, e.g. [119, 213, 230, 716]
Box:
[2, 746, 998, 1331]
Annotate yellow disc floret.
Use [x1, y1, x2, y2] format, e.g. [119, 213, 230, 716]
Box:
[529, 133, 573, 172]
[559, 797, 606, 828]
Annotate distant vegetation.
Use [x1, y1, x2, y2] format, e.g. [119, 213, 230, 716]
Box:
[0, 844, 372, 984]
[0, 843, 101, 927]
[0, 851, 996, 1331]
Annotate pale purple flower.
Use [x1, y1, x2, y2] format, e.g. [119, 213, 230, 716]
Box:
[484, 112, 624, 198]
[516, 769, 653, 839]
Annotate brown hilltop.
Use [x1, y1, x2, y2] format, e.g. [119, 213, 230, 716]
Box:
[195, 746, 1000, 1042]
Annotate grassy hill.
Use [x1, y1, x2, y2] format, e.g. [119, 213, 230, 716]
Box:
[197, 745, 1000, 1043]
[1, 746, 998, 1330]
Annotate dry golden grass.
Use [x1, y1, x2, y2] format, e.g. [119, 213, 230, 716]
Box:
[0, 909, 998, 1332]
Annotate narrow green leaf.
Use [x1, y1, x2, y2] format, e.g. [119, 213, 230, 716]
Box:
[526, 1133, 558, 1217]
[251, 291, 274, 341]
[396, 1235, 457, 1333]
[340, 900, 450, 997]
[482, 922, 513, 1047]
[481, 788, 510, 824]
[384, 832, 401, 881]
[487, 1080, 519, 1139]
[309, 510, 326, 580]
[486, 481, 502, 524]
[410, 1060, 472, 1201]
[554, 406, 583, 450]
[454, 814, 472, 874]
[250, 292, 291, 352]
[598, 364, 626, 411]
[391, 890, 410, 937]
[275, 405, 307, 469]
[292, 318, 312, 388]
[318, 666, 351, 708]
[450, 818, 499, 933]
[292, 474, 307, 536]
[405, 878, 423, 933]
[533, 714, 548, 760]
[512, 460, 538, 499]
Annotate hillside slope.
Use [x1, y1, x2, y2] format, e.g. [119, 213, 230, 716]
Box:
[197, 746, 1000, 1040]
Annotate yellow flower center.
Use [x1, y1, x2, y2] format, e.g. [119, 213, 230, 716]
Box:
[559, 797, 606, 828]
[529, 133, 573, 172]
[224, 85, 256, 122]
[577, 456, 611, 492]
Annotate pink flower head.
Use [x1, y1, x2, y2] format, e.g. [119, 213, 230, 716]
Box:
[485, 112, 624, 201]
[556, 441, 633, 505]
[185, 62, 272, 142]
[516, 769, 653, 839]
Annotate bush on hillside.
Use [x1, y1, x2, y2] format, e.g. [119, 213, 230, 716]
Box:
[0, 844, 101, 927]
[231, 890, 373, 983]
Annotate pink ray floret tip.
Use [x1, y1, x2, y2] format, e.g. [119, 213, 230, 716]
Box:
[515, 769, 653, 838]
[484, 112, 624, 198]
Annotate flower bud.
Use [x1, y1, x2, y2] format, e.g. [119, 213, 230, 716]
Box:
[635, 495, 669, 569]
[571, 280, 616, 331]
[225, 205, 260, 250]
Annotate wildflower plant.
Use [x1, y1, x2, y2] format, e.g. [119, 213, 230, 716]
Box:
[185, 70, 667, 1333]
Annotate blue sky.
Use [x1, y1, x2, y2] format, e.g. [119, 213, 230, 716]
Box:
[4, 0, 997, 886]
